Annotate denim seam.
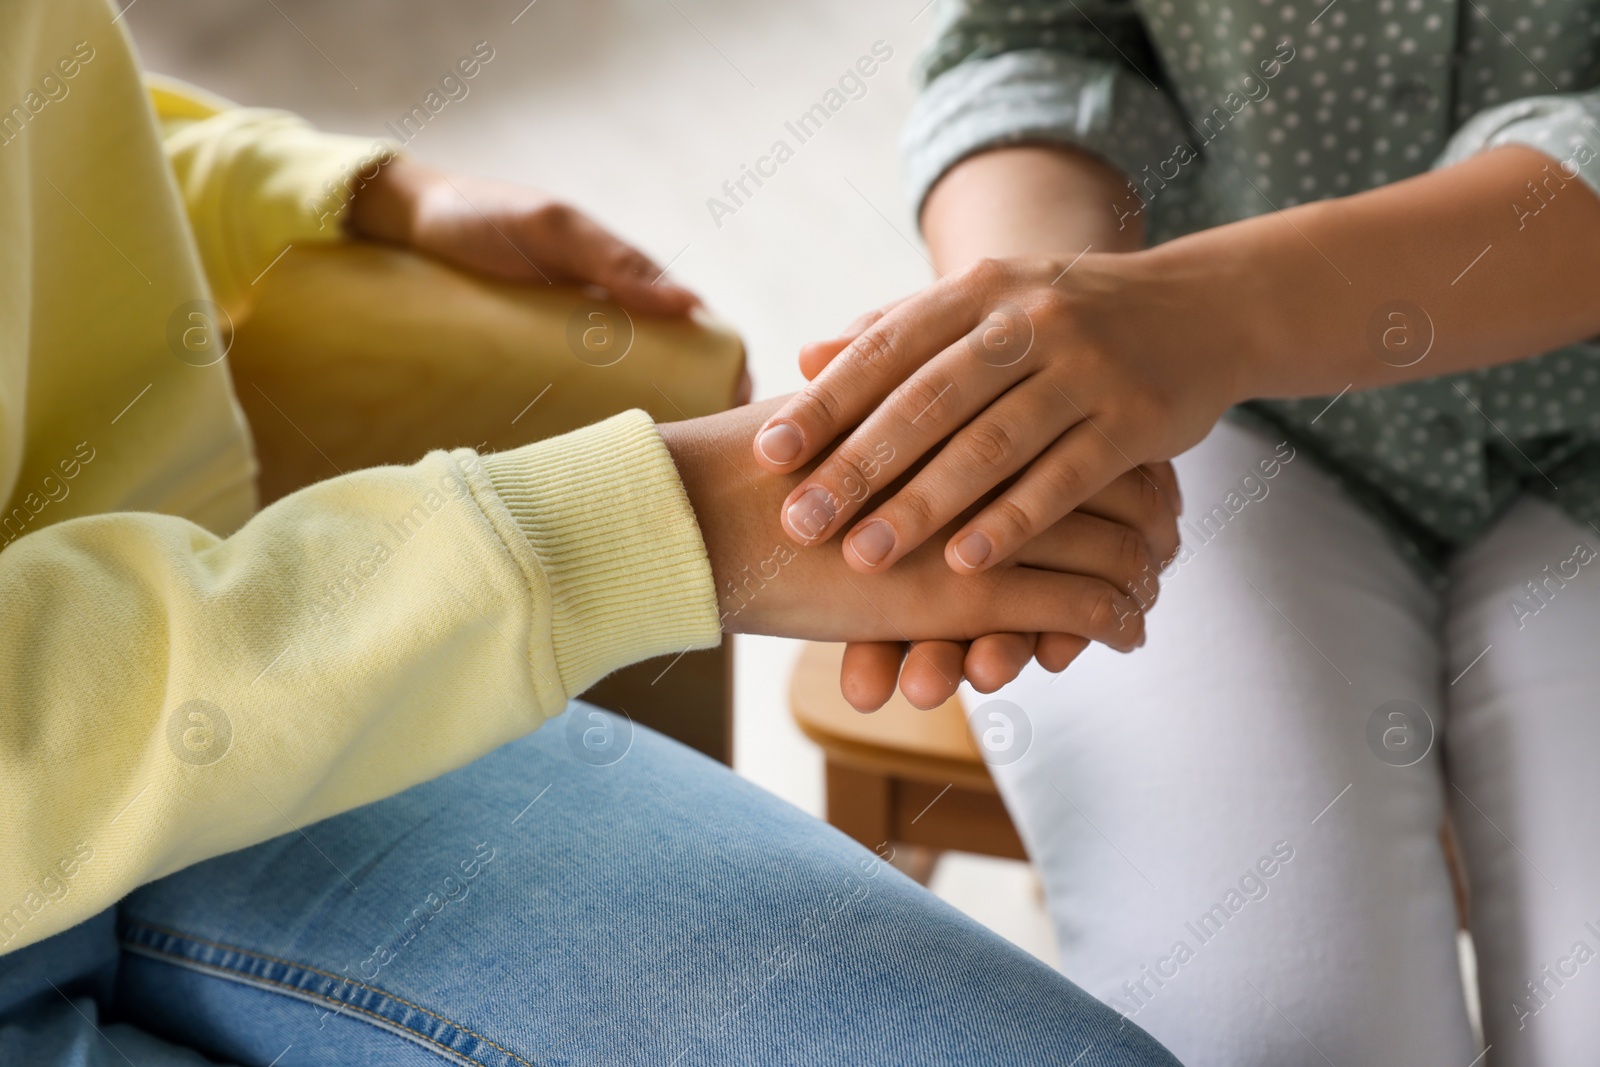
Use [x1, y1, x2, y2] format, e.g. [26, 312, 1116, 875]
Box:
[119, 942, 483, 1067]
[118, 918, 538, 1067]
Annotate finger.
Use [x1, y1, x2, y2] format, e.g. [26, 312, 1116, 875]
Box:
[898, 640, 968, 710]
[964, 633, 1037, 693]
[1071, 465, 1181, 575]
[1036, 632, 1089, 672]
[1143, 460, 1183, 517]
[982, 567, 1147, 652]
[840, 641, 907, 713]
[837, 302, 901, 337]
[1011, 512, 1156, 601]
[946, 422, 1128, 574]
[606, 275, 701, 316]
[797, 302, 902, 380]
[753, 264, 999, 473]
[826, 372, 1066, 566]
[550, 217, 698, 316]
[1080, 463, 1179, 525]
[797, 337, 850, 382]
[594, 249, 700, 317]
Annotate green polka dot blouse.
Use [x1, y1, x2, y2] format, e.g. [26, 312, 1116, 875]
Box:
[903, 0, 1600, 575]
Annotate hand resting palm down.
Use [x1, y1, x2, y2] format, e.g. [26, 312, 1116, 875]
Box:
[661, 399, 1178, 711]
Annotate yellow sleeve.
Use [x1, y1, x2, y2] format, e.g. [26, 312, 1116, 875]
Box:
[147, 75, 394, 318]
[0, 411, 720, 956]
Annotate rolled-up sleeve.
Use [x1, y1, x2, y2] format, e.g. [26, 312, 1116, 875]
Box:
[1434, 88, 1600, 198]
[902, 0, 1190, 214]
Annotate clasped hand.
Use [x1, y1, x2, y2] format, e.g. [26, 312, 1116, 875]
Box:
[663, 398, 1178, 713]
[754, 253, 1243, 708]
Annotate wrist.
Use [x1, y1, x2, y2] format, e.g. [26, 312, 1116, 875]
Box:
[1128, 221, 1289, 406]
[477, 411, 721, 693]
[659, 402, 808, 635]
[658, 415, 752, 633]
[345, 154, 435, 245]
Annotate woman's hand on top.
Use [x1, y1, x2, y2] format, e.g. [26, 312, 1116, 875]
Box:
[750, 253, 1252, 574]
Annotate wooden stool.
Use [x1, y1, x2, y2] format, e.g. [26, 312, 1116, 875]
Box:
[790, 640, 1470, 926]
[789, 642, 1024, 882]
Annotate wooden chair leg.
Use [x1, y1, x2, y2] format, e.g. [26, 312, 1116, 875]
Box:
[823, 762, 947, 884]
[825, 762, 892, 852]
[887, 845, 942, 886]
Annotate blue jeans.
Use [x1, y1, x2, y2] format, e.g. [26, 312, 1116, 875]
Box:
[0, 704, 1182, 1066]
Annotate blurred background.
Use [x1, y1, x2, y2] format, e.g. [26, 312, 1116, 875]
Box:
[123, 0, 1056, 960]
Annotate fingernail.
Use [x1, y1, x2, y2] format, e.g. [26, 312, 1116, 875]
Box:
[848, 520, 896, 567]
[786, 487, 836, 541]
[952, 531, 992, 570]
[756, 422, 803, 465]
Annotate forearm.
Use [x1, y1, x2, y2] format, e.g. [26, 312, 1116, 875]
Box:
[0, 416, 720, 956]
[1154, 144, 1600, 402]
[920, 145, 1146, 271]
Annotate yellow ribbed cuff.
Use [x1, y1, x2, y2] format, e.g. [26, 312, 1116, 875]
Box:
[477, 411, 722, 697]
[265, 127, 397, 242]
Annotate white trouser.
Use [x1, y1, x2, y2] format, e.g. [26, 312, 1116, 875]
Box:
[978, 419, 1600, 1067]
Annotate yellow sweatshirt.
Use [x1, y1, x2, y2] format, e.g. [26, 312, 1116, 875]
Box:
[0, 0, 720, 956]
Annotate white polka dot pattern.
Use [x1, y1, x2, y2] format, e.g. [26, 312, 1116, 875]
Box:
[904, 0, 1600, 574]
